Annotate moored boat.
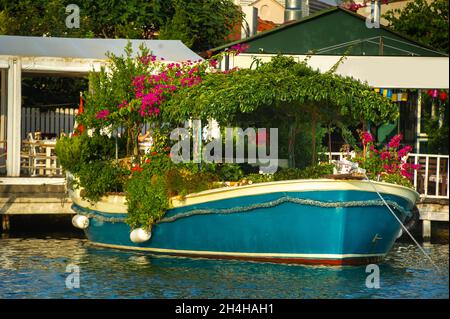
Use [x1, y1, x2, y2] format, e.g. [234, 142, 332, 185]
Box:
[70, 179, 419, 265]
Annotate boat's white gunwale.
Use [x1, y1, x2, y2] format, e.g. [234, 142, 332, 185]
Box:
[70, 179, 419, 215]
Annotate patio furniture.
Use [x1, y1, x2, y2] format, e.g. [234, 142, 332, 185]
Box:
[25, 133, 47, 176]
[39, 139, 59, 176]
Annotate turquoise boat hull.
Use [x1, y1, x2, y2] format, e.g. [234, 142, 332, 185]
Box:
[70, 179, 419, 265]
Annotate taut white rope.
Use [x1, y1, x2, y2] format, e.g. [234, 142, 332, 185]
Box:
[364, 174, 440, 271]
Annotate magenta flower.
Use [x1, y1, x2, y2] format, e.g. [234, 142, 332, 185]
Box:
[397, 145, 412, 158]
[388, 134, 403, 149]
[380, 151, 391, 161]
[95, 109, 110, 119]
[361, 131, 374, 145]
[230, 43, 250, 56]
[118, 100, 128, 109]
[400, 169, 413, 178]
[209, 59, 218, 68]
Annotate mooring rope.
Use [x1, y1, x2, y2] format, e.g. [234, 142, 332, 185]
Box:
[363, 175, 440, 271]
[71, 196, 408, 225]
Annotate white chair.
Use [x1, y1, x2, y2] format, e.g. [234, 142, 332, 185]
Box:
[27, 132, 47, 176]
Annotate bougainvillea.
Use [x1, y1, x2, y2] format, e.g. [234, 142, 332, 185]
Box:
[79, 42, 247, 159]
[354, 131, 420, 187]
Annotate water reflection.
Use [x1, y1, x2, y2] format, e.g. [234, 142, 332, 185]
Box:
[0, 236, 448, 299]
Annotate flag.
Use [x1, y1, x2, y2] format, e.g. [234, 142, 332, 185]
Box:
[73, 92, 85, 136]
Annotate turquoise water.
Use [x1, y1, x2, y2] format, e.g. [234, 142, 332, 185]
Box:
[0, 235, 448, 299]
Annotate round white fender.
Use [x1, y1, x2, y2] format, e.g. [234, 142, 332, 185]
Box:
[72, 214, 89, 229]
[397, 228, 403, 239]
[130, 228, 151, 243]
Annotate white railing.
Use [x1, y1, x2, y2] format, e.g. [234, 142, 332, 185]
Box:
[322, 152, 449, 199]
[407, 153, 449, 199]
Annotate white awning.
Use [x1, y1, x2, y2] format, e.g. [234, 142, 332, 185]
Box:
[0, 35, 202, 61]
[233, 54, 449, 89]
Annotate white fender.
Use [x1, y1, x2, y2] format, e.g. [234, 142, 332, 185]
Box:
[396, 228, 403, 239]
[130, 228, 151, 243]
[72, 215, 89, 229]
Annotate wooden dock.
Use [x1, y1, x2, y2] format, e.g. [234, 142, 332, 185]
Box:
[416, 198, 449, 241]
[0, 177, 73, 231]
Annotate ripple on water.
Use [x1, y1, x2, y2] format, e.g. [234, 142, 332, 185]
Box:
[0, 237, 448, 299]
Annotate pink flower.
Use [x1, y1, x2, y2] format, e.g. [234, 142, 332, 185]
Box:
[95, 109, 110, 119]
[383, 164, 393, 173]
[388, 134, 403, 149]
[380, 151, 391, 161]
[400, 169, 413, 178]
[209, 59, 218, 68]
[118, 100, 128, 109]
[397, 145, 412, 158]
[360, 131, 374, 145]
[230, 43, 250, 56]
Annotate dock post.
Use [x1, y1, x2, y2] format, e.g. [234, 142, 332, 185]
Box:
[1, 214, 10, 232]
[422, 219, 431, 242]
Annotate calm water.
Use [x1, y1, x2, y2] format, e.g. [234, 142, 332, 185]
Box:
[0, 234, 448, 299]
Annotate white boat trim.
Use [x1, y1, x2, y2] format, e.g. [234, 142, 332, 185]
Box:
[70, 179, 419, 214]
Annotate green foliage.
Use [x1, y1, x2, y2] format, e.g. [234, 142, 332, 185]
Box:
[425, 117, 449, 154]
[421, 92, 449, 155]
[55, 133, 118, 173]
[56, 133, 127, 202]
[55, 135, 84, 173]
[273, 164, 334, 181]
[164, 55, 396, 167]
[125, 151, 219, 228]
[0, 0, 241, 51]
[245, 173, 274, 184]
[0, 0, 168, 38]
[217, 164, 244, 182]
[0, 0, 79, 37]
[159, 0, 243, 51]
[22, 76, 88, 108]
[73, 161, 128, 202]
[166, 56, 396, 125]
[381, 173, 414, 188]
[383, 0, 449, 53]
[80, 134, 117, 163]
[125, 171, 169, 229]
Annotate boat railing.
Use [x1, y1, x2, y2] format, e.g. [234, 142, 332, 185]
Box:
[321, 152, 449, 199]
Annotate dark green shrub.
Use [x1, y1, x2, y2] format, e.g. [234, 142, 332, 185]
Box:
[74, 161, 128, 202]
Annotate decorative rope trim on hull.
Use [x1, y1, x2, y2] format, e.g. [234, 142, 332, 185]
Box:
[71, 196, 409, 224]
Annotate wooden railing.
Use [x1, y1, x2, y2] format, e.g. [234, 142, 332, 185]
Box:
[322, 151, 449, 199]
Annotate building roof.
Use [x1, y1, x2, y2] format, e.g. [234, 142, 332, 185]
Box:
[0, 36, 203, 62]
[211, 7, 447, 57]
